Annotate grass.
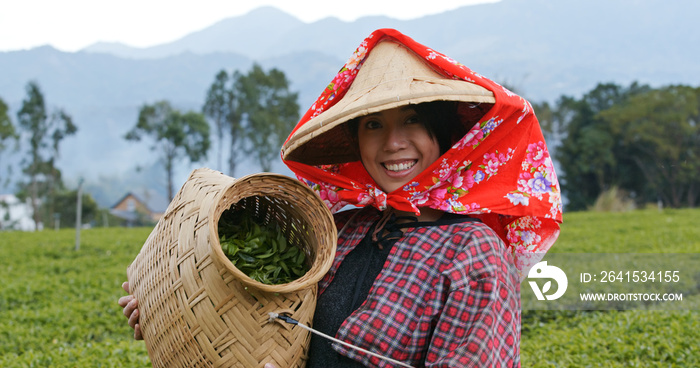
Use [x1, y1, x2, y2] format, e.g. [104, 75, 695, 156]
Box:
[550, 208, 700, 253]
[0, 208, 698, 366]
[521, 208, 700, 367]
[0, 228, 152, 367]
[522, 310, 698, 367]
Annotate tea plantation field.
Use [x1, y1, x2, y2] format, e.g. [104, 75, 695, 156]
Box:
[521, 208, 700, 367]
[1, 208, 698, 367]
[0, 227, 152, 367]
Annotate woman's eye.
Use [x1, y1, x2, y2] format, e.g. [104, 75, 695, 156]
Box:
[405, 115, 421, 125]
[364, 120, 381, 130]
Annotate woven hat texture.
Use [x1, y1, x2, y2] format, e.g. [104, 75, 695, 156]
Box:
[282, 40, 495, 165]
[127, 168, 337, 368]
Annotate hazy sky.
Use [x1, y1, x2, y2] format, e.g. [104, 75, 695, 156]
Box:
[0, 0, 499, 52]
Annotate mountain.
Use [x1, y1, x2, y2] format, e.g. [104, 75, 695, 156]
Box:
[81, 0, 700, 99]
[1, 0, 698, 209]
[84, 7, 306, 60]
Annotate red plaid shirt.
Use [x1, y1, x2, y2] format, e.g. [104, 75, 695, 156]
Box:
[318, 208, 521, 367]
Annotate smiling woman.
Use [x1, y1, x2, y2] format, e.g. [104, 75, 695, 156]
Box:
[277, 28, 561, 367]
[121, 27, 560, 368]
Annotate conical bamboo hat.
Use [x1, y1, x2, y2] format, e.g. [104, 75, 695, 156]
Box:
[282, 40, 495, 165]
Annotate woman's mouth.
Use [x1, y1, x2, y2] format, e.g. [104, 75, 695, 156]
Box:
[382, 160, 417, 173]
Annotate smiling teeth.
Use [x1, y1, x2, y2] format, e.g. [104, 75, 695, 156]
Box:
[385, 161, 415, 172]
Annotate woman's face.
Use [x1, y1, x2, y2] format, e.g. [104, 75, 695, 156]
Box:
[357, 106, 441, 193]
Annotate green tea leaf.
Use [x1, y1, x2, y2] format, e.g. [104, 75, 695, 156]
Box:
[218, 207, 309, 284]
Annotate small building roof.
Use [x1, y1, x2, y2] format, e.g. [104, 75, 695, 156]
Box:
[111, 189, 169, 213]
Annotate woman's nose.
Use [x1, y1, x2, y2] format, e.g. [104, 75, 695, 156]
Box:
[383, 127, 408, 151]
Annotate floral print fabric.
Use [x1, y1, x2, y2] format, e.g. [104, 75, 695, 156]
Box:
[282, 28, 562, 277]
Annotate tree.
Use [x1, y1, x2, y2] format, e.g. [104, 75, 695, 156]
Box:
[202, 64, 299, 175]
[0, 97, 16, 149]
[236, 64, 300, 172]
[125, 101, 210, 200]
[52, 189, 99, 228]
[0, 97, 18, 187]
[600, 85, 700, 208]
[16, 81, 77, 230]
[552, 82, 650, 210]
[202, 70, 237, 172]
[544, 82, 700, 210]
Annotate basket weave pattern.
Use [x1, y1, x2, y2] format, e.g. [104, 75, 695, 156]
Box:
[127, 168, 337, 368]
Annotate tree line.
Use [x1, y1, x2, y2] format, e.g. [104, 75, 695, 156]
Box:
[535, 82, 700, 210]
[0, 81, 87, 230]
[1, 74, 697, 230]
[0, 63, 299, 229]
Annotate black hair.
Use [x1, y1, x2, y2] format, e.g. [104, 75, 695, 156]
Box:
[412, 100, 464, 154]
[346, 101, 492, 155]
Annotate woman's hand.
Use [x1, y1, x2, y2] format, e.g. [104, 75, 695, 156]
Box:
[264, 364, 277, 368]
[118, 281, 143, 340]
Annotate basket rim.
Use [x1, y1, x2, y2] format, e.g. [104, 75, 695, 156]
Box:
[208, 172, 337, 294]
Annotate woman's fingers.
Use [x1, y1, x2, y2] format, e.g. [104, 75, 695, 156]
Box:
[119, 295, 139, 318]
[134, 323, 143, 340]
[128, 304, 140, 327]
[119, 280, 143, 340]
[118, 294, 133, 309]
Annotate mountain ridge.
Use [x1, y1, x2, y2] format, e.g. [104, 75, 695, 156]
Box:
[82, 6, 307, 59]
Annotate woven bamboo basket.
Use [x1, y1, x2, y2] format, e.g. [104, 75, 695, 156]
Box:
[127, 168, 337, 368]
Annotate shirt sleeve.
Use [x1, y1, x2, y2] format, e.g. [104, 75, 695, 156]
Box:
[425, 226, 521, 368]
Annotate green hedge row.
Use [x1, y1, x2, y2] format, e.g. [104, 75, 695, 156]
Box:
[1, 208, 698, 366]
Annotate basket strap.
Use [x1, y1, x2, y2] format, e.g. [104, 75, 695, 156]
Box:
[268, 313, 416, 368]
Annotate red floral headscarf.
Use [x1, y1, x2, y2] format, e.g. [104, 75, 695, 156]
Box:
[282, 29, 562, 277]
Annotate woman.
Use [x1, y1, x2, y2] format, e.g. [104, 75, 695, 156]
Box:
[121, 28, 562, 367]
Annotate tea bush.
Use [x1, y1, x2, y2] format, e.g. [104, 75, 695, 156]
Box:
[1, 208, 698, 366]
[0, 228, 151, 367]
[521, 208, 700, 367]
